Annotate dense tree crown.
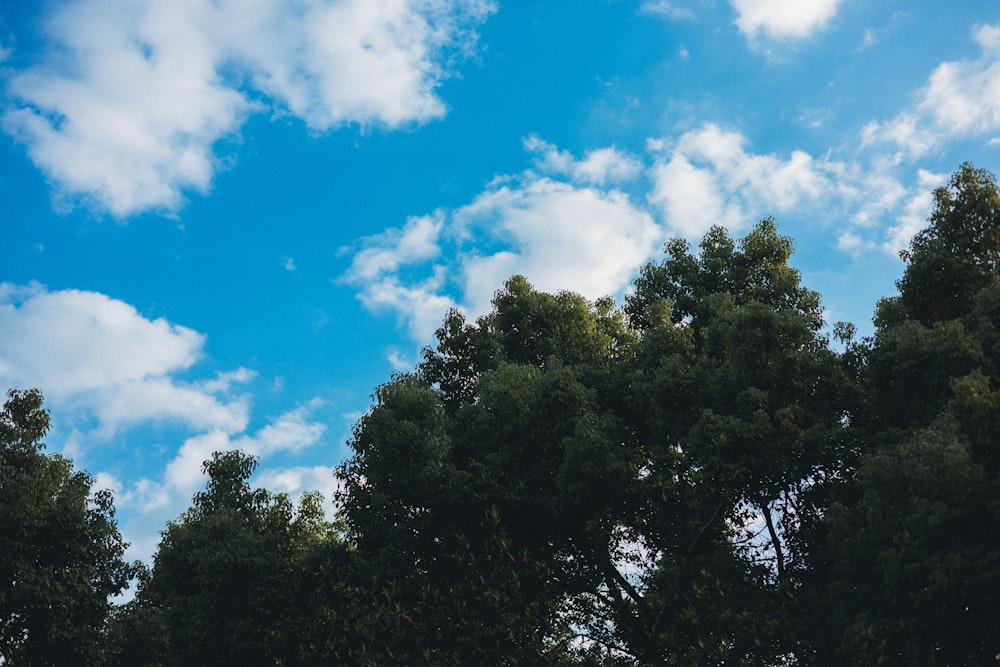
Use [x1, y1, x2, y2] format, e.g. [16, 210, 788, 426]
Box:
[3, 163, 1000, 665]
[1, 389, 133, 666]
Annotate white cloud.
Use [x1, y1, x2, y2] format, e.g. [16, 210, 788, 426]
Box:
[255, 465, 343, 509]
[236, 402, 327, 458]
[387, 348, 417, 371]
[649, 155, 742, 238]
[90, 378, 252, 438]
[454, 178, 660, 316]
[881, 169, 948, 255]
[133, 402, 326, 512]
[638, 1, 696, 21]
[0, 285, 256, 437]
[0, 283, 330, 564]
[644, 124, 948, 258]
[836, 231, 871, 254]
[2, 0, 496, 217]
[344, 137, 659, 340]
[524, 135, 643, 185]
[919, 24, 1000, 137]
[349, 213, 445, 281]
[343, 121, 957, 344]
[864, 23, 1000, 158]
[647, 124, 831, 237]
[347, 262, 458, 341]
[3, 0, 250, 216]
[732, 0, 841, 40]
[0, 286, 201, 396]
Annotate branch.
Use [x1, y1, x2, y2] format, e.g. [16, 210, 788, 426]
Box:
[759, 497, 785, 579]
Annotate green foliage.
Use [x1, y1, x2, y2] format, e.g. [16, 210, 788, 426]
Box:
[9, 163, 1000, 666]
[616, 221, 855, 664]
[880, 163, 1000, 327]
[821, 419, 1000, 665]
[124, 450, 347, 666]
[0, 389, 133, 666]
[815, 163, 1000, 666]
[626, 218, 822, 332]
[339, 279, 636, 664]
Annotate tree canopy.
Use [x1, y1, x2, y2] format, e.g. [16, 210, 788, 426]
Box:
[4, 163, 1000, 665]
[0, 389, 133, 666]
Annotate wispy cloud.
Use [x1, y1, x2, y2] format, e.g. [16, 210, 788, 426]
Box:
[638, 1, 697, 22]
[862, 23, 1000, 159]
[2, 0, 496, 217]
[524, 135, 643, 185]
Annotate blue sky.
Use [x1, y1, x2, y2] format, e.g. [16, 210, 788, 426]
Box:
[3, 0, 1000, 561]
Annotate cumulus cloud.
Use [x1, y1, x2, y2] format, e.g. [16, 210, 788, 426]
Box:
[881, 169, 949, 254]
[2, 0, 496, 216]
[731, 0, 841, 40]
[344, 138, 659, 341]
[0, 284, 202, 396]
[731, 0, 842, 40]
[255, 465, 343, 510]
[343, 121, 957, 346]
[863, 23, 1000, 159]
[345, 228, 458, 340]
[644, 124, 948, 257]
[0, 284, 253, 436]
[454, 178, 660, 316]
[647, 124, 831, 237]
[0, 282, 330, 562]
[524, 135, 643, 185]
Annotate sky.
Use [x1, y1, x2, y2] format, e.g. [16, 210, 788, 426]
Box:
[3, 0, 1000, 563]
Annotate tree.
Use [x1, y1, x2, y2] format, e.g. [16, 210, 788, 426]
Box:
[0, 389, 133, 666]
[129, 450, 347, 667]
[339, 278, 636, 664]
[809, 164, 1000, 665]
[617, 219, 856, 664]
[881, 163, 1000, 328]
[339, 221, 856, 665]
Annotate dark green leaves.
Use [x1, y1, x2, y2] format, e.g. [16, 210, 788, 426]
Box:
[1, 389, 133, 667]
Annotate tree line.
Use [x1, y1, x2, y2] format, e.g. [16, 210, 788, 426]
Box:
[3, 163, 1000, 665]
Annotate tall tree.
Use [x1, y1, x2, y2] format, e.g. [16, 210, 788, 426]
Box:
[619, 219, 855, 664]
[339, 278, 635, 664]
[812, 163, 1000, 665]
[0, 389, 133, 666]
[340, 222, 855, 665]
[882, 163, 1000, 328]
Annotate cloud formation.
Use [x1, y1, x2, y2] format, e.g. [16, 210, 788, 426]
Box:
[343, 124, 960, 345]
[0, 283, 252, 437]
[0, 282, 330, 561]
[344, 139, 659, 340]
[863, 23, 1000, 158]
[731, 0, 842, 40]
[2, 0, 496, 216]
[453, 178, 660, 317]
[0, 284, 246, 434]
[647, 124, 831, 237]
